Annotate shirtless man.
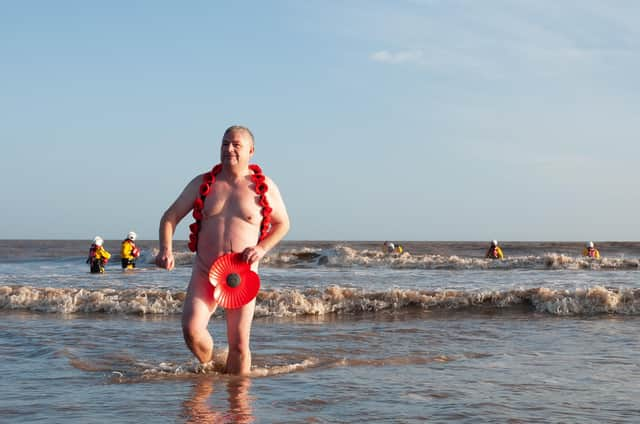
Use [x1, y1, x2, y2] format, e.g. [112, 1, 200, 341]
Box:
[155, 126, 290, 375]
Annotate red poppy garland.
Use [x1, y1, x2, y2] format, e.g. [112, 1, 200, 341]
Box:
[208, 252, 261, 309]
[188, 163, 272, 252]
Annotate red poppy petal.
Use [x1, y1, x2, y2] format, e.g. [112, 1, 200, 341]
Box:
[261, 206, 273, 216]
[189, 222, 200, 233]
[212, 164, 222, 175]
[209, 253, 241, 286]
[192, 209, 203, 220]
[259, 196, 270, 207]
[203, 173, 213, 183]
[214, 271, 260, 309]
[188, 240, 197, 252]
[209, 253, 260, 309]
[193, 197, 204, 210]
[214, 272, 259, 309]
[199, 183, 211, 197]
[251, 174, 266, 184]
[255, 182, 268, 195]
[249, 164, 262, 174]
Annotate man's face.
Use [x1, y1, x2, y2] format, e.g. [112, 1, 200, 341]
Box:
[220, 130, 254, 166]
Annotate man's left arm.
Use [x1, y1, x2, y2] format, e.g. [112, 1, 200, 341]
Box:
[243, 178, 290, 264]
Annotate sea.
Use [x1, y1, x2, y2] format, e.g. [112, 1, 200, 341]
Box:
[1, 240, 639, 423]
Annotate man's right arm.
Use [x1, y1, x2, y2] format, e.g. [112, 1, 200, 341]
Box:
[156, 175, 202, 270]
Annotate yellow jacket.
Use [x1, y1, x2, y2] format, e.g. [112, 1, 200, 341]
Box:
[94, 246, 111, 262]
[486, 246, 504, 259]
[121, 239, 139, 260]
[582, 247, 600, 259]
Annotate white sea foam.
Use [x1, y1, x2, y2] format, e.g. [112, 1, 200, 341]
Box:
[143, 245, 640, 271]
[3, 284, 639, 317]
[263, 247, 640, 270]
[0, 285, 184, 314]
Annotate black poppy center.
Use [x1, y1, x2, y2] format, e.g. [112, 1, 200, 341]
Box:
[226, 273, 241, 288]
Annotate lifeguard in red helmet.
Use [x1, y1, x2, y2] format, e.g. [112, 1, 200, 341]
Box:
[486, 240, 504, 260]
[87, 236, 111, 273]
[582, 241, 600, 259]
[121, 231, 141, 269]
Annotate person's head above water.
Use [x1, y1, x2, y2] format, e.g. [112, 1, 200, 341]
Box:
[220, 125, 255, 167]
[491, 240, 498, 247]
[127, 232, 137, 241]
[93, 236, 104, 246]
[586, 241, 594, 248]
[223, 125, 254, 145]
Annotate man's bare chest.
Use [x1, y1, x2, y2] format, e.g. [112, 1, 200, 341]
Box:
[202, 182, 261, 223]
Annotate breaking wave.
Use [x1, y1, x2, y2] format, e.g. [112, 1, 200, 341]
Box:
[148, 246, 640, 270]
[3, 284, 640, 317]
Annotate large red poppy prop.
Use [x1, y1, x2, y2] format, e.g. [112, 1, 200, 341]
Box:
[209, 253, 260, 309]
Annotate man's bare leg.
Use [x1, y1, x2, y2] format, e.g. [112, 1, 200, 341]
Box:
[224, 299, 256, 375]
[182, 271, 217, 363]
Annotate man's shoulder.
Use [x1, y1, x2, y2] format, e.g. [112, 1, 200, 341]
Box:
[187, 172, 208, 186]
[263, 174, 280, 185]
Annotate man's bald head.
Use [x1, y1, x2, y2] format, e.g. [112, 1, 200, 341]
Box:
[223, 125, 255, 147]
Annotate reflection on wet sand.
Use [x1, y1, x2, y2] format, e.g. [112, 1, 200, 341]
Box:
[227, 377, 253, 423]
[181, 376, 254, 423]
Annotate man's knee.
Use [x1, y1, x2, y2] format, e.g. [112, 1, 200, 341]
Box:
[182, 321, 205, 347]
[228, 340, 251, 356]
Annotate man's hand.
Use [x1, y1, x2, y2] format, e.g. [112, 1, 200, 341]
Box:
[242, 245, 266, 264]
[155, 248, 175, 271]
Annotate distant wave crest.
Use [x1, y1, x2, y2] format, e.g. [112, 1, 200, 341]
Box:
[148, 245, 640, 270]
[266, 246, 640, 270]
[2, 284, 639, 317]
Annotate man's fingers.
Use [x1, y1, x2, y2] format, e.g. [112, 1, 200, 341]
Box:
[242, 247, 252, 263]
[240, 247, 265, 264]
[241, 249, 247, 262]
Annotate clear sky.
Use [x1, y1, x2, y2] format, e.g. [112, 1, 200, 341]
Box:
[1, 1, 639, 241]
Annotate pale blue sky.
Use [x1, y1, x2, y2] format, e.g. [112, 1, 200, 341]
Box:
[1, 1, 639, 241]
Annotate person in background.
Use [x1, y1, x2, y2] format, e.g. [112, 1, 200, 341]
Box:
[486, 240, 504, 260]
[582, 241, 600, 259]
[87, 236, 111, 273]
[395, 244, 404, 254]
[383, 241, 395, 254]
[121, 231, 141, 269]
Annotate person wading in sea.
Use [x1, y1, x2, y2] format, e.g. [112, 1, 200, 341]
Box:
[155, 125, 290, 375]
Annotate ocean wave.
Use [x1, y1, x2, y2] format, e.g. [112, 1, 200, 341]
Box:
[2, 285, 639, 317]
[0, 285, 185, 315]
[146, 246, 640, 270]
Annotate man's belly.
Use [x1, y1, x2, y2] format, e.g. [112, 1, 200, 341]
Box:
[196, 216, 261, 269]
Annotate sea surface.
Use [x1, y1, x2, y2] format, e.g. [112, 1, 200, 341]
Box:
[1, 240, 640, 423]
